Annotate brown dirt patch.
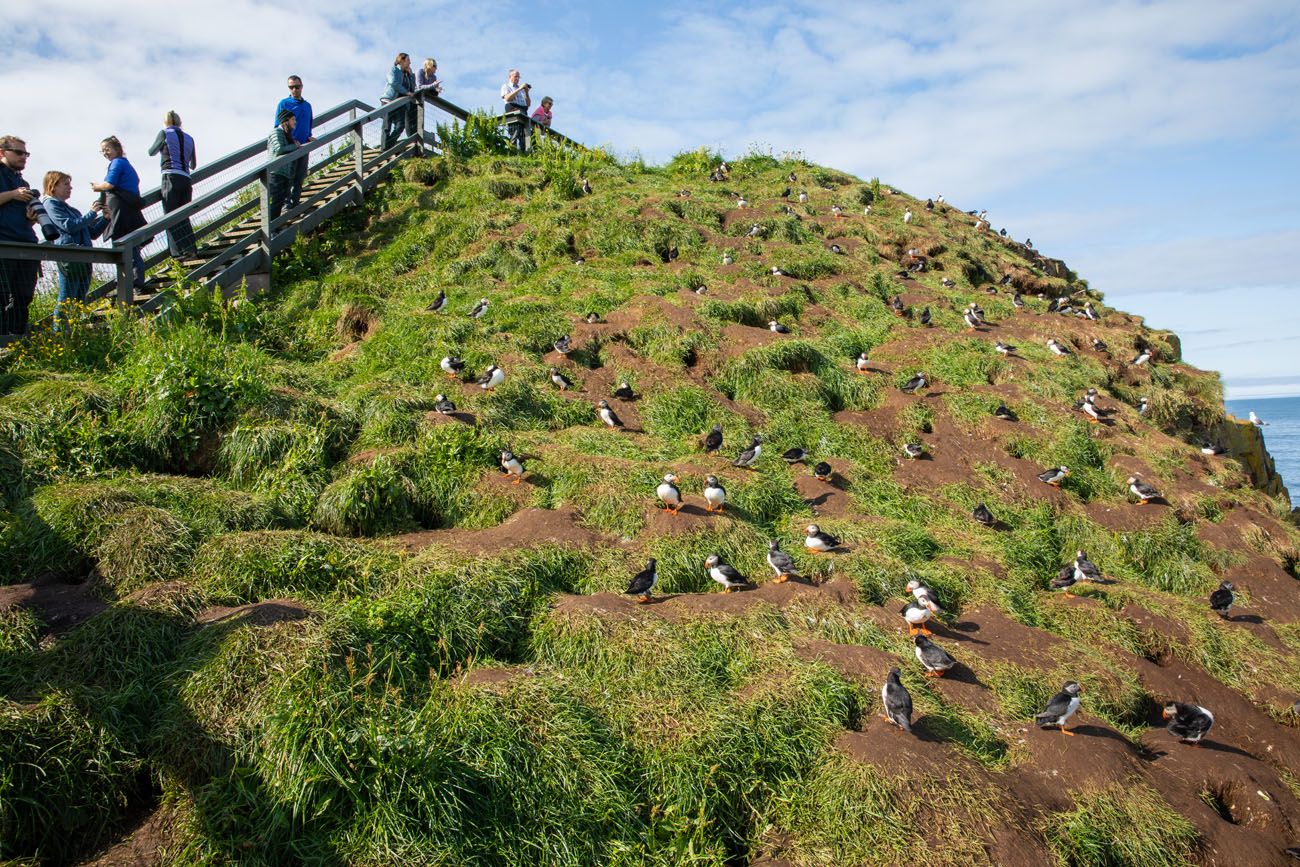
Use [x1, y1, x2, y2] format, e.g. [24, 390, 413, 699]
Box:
[951, 604, 1065, 668]
[81, 804, 174, 867]
[0, 573, 108, 634]
[390, 506, 607, 555]
[195, 598, 311, 627]
[792, 463, 853, 518]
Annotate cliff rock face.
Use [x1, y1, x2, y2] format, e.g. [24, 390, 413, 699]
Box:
[1221, 415, 1291, 502]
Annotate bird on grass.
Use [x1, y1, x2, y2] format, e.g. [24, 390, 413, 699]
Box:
[813, 461, 833, 482]
[500, 449, 524, 484]
[470, 297, 489, 319]
[1209, 580, 1235, 618]
[995, 341, 1017, 356]
[694, 284, 708, 295]
[994, 402, 1017, 421]
[677, 189, 692, 198]
[782, 446, 807, 464]
[1164, 702, 1214, 746]
[831, 204, 843, 218]
[549, 368, 573, 390]
[597, 399, 623, 429]
[914, 635, 956, 678]
[1051, 566, 1081, 598]
[1038, 466, 1070, 487]
[1200, 441, 1225, 456]
[705, 554, 752, 592]
[440, 355, 465, 378]
[625, 559, 658, 604]
[722, 253, 734, 265]
[798, 190, 808, 203]
[581, 177, 592, 195]
[901, 601, 933, 636]
[963, 307, 982, 331]
[967, 302, 986, 323]
[941, 277, 955, 288]
[972, 503, 996, 527]
[433, 394, 456, 414]
[1127, 475, 1160, 505]
[805, 524, 840, 554]
[1138, 396, 1150, 417]
[1012, 292, 1025, 308]
[427, 289, 447, 312]
[906, 579, 942, 613]
[703, 475, 727, 513]
[856, 352, 871, 373]
[829, 243, 844, 255]
[770, 265, 787, 276]
[882, 668, 913, 732]
[903, 209, 913, 224]
[553, 334, 572, 355]
[767, 540, 800, 583]
[919, 306, 932, 326]
[1092, 338, 1109, 353]
[924, 198, 934, 211]
[1131, 348, 1152, 366]
[703, 423, 724, 455]
[613, 381, 635, 401]
[586, 311, 601, 324]
[657, 473, 682, 515]
[902, 442, 925, 460]
[573, 256, 585, 266]
[1080, 395, 1102, 424]
[666, 245, 679, 261]
[788, 171, 797, 183]
[1035, 682, 1082, 735]
[477, 365, 505, 390]
[781, 186, 791, 198]
[900, 372, 927, 394]
[734, 437, 762, 470]
[1083, 302, 1099, 321]
[1046, 338, 1071, 356]
[1071, 550, 1104, 584]
[769, 320, 791, 334]
[737, 196, 749, 209]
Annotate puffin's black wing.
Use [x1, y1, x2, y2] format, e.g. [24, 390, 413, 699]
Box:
[626, 565, 655, 596]
[1035, 690, 1074, 724]
[716, 564, 751, 585]
[703, 429, 723, 452]
[1050, 565, 1076, 589]
[1208, 587, 1233, 612]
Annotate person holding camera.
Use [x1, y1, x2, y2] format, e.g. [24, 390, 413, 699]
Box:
[41, 171, 107, 328]
[382, 53, 417, 151]
[0, 135, 40, 335]
[91, 136, 147, 291]
[501, 69, 532, 152]
[147, 111, 198, 259]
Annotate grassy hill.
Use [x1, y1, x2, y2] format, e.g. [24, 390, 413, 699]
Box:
[2, 138, 1300, 865]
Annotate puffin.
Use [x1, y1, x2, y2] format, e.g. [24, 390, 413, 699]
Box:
[967, 303, 986, 323]
[994, 402, 1017, 421]
[890, 295, 907, 317]
[831, 204, 843, 218]
[769, 265, 787, 276]
[906, 579, 942, 612]
[470, 297, 490, 319]
[1138, 397, 1150, 417]
[597, 399, 623, 429]
[586, 311, 601, 324]
[863, 205, 871, 215]
[1209, 580, 1235, 618]
[433, 394, 456, 414]
[1131, 348, 1152, 366]
[900, 372, 927, 394]
[782, 447, 807, 464]
[625, 558, 658, 604]
[936, 193, 945, 204]
[749, 224, 763, 238]
[804, 524, 840, 554]
[702, 475, 727, 513]
[440, 355, 465, 378]
[1092, 338, 1109, 353]
[1038, 466, 1070, 487]
[941, 277, 955, 288]
[1163, 702, 1214, 745]
[722, 253, 734, 265]
[902, 442, 925, 460]
[733, 437, 762, 470]
[1071, 550, 1103, 584]
[914, 635, 956, 678]
[963, 307, 982, 331]
[477, 364, 505, 390]
[1084, 302, 1099, 321]
[500, 449, 524, 484]
[900, 601, 933, 636]
[427, 289, 447, 312]
[924, 198, 934, 211]
[1046, 338, 1071, 356]
[972, 503, 996, 527]
[656, 473, 683, 515]
[1035, 682, 1083, 735]
[666, 245, 679, 261]
[798, 190, 808, 203]
[705, 554, 752, 592]
[813, 461, 833, 482]
[550, 334, 572, 356]
[678, 189, 692, 197]
[788, 171, 797, 182]
[903, 209, 913, 224]
[769, 320, 791, 334]
[694, 285, 707, 295]
[881, 668, 913, 732]
[573, 256, 585, 266]
[781, 186, 791, 198]
[856, 352, 871, 373]
[1051, 565, 1080, 597]
[1012, 292, 1025, 308]
[995, 341, 1017, 356]
[1200, 442, 1225, 456]
[613, 381, 635, 401]
[767, 540, 800, 583]
[1080, 396, 1102, 424]
[703, 423, 724, 454]
[919, 306, 932, 326]
[581, 177, 592, 195]
[1127, 475, 1160, 505]
[549, 368, 573, 390]
[737, 196, 749, 209]
[829, 243, 844, 255]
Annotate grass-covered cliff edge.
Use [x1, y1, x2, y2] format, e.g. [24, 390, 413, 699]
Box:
[3, 141, 1300, 866]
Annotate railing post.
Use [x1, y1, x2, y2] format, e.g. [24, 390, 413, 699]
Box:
[415, 96, 426, 156]
[116, 246, 133, 308]
[353, 121, 365, 203]
[258, 170, 272, 267]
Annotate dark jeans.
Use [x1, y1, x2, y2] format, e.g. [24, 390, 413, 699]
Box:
[55, 262, 91, 330]
[289, 155, 308, 207]
[104, 191, 148, 288]
[382, 102, 417, 150]
[268, 173, 292, 221]
[506, 109, 529, 152]
[0, 257, 39, 335]
[160, 173, 196, 258]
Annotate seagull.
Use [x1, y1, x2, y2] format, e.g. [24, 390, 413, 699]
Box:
[500, 449, 524, 484]
[1035, 682, 1082, 735]
[702, 475, 727, 512]
[549, 368, 572, 390]
[972, 503, 996, 527]
[433, 393, 456, 414]
[625, 559, 658, 604]
[804, 524, 840, 553]
[733, 437, 762, 470]
[613, 381, 635, 401]
[994, 402, 1017, 421]
[477, 364, 505, 390]
[995, 341, 1016, 356]
[1209, 580, 1234, 618]
[1127, 475, 1160, 505]
[902, 442, 924, 460]
[902, 209, 913, 224]
[1130, 348, 1152, 366]
[553, 334, 572, 355]
[703, 423, 724, 454]
[656, 473, 682, 515]
[1249, 411, 1266, 426]
[440, 355, 465, 378]
[782, 447, 807, 464]
[597, 399, 623, 428]
[1046, 338, 1071, 356]
[769, 320, 791, 334]
[426, 289, 447, 313]
[581, 177, 592, 195]
[705, 554, 752, 592]
[767, 540, 800, 583]
[856, 352, 871, 373]
[900, 372, 927, 394]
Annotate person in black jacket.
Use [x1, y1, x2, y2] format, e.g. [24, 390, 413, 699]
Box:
[0, 134, 39, 335]
[147, 111, 198, 258]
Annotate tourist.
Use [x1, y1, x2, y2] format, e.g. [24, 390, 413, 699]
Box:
[0, 135, 39, 335]
[532, 96, 554, 129]
[267, 110, 298, 221]
[382, 53, 416, 150]
[90, 136, 147, 290]
[274, 75, 314, 207]
[147, 111, 197, 258]
[500, 69, 531, 152]
[416, 58, 443, 100]
[40, 170, 107, 327]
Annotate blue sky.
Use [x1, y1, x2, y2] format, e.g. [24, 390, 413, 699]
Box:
[7, 0, 1298, 397]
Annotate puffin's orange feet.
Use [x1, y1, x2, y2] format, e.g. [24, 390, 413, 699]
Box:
[635, 596, 651, 605]
[1059, 726, 1075, 736]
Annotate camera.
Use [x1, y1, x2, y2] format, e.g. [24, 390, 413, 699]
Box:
[24, 190, 59, 242]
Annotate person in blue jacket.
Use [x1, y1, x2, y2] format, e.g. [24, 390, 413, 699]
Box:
[90, 136, 147, 290]
[40, 170, 107, 327]
[382, 53, 416, 150]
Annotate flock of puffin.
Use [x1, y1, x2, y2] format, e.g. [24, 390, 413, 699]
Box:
[420, 169, 1238, 749]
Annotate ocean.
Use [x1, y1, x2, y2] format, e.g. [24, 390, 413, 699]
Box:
[1224, 396, 1300, 496]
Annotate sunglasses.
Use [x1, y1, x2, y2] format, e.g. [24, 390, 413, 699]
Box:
[3, 148, 30, 157]
[288, 84, 303, 90]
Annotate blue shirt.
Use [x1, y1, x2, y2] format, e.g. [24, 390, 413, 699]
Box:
[0, 165, 37, 243]
[41, 197, 107, 247]
[104, 157, 141, 197]
[275, 96, 313, 144]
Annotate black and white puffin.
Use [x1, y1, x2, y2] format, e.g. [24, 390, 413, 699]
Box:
[1051, 565, 1080, 597]
[705, 554, 752, 592]
[769, 320, 791, 334]
[941, 277, 955, 287]
[805, 524, 840, 554]
[1080, 396, 1101, 424]
[597, 399, 623, 429]
[900, 372, 927, 394]
[1131, 348, 1152, 367]
[1127, 475, 1160, 505]
[829, 243, 844, 255]
[427, 289, 447, 312]
[549, 368, 573, 390]
[586, 311, 601, 324]
[813, 461, 833, 481]
[1209, 580, 1235, 617]
[477, 364, 505, 390]
[703, 424, 724, 454]
[924, 198, 934, 211]
[1038, 466, 1069, 487]
[914, 635, 956, 678]
[905, 579, 942, 613]
[733, 437, 762, 470]
[440, 355, 465, 378]
[500, 449, 524, 484]
[856, 352, 871, 373]
[890, 295, 907, 317]
[553, 334, 573, 355]
[995, 341, 1017, 357]
[1071, 550, 1103, 584]
[613, 381, 635, 401]
[1091, 337, 1109, 354]
[1035, 681, 1083, 735]
[433, 394, 456, 414]
[994, 402, 1017, 421]
[902, 442, 924, 460]
[919, 306, 932, 326]
[666, 245, 679, 261]
[656, 473, 682, 515]
[767, 540, 800, 583]
[722, 253, 734, 265]
[470, 297, 490, 319]
[1138, 397, 1150, 417]
[1046, 338, 1071, 356]
[625, 558, 658, 604]
[581, 177, 592, 195]
[1083, 302, 1099, 321]
[963, 307, 982, 331]
[882, 668, 913, 732]
[900, 601, 933, 636]
[1012, 292, 1025, 308]
[703, 475, 727, 513]
[1163, 702, 1214, 745]
[1200, 441, 1225, 456]
[798, 189, 808, 203]
[781, 186, 791, 198]
[782, 447, 807, 464]
[972, 503, 996, 527]
[831, 204, 843, 218]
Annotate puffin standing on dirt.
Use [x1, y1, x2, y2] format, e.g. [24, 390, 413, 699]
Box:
[1080, 396, 1102, 424]
[1035, 682, 1083, 735]
[500, 449, 524, 484]
[625, 559, 658, 604]
[901, 601, 933, 636]
[1131, 348, 1152, 367]
[882, 668, 913, 732]
[856, 352, 872, 373]
[478, 364, 505, 390]
[553, 334, 573, 355]
[919, 306, 932, 326]
[613, 381, 635, 401]
[963, 307, 982, 331]
[440, 355, 465, 378]
[914, 635, 956, 678]
[1163, 702, 1214, 745]
[1127, 475, 1160, 505]
[657, 473, 683, 515]
[549, 368, 573, 390]
[994, 402, 1017, 421]
[433, 394, 456, 414]
[1209, 581, 1235, 617]
[767, 540, 800, 583]
[703, 475, 727, 513]
[906, 579, 942, 613]
[733, 437, 762, 470]
[1038, 466, 1070, 487]
[900, 372, 927, 394]
[597, 399, 623, 429]
[813, 461, 833, 481]
[705, 554, 752, 592]
[804, 524, 840, 554]
[1071, 551, 1103, 584]
[901, 442, 925, 460]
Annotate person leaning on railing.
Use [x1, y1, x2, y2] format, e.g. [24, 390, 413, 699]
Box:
[90, 135, 147, 291]
[0, 134, 39, 335]
[500, 68, 531, 152]
[416, 58, 443, 102]
[40, 171, 107, 329]
[381, 53, 417, 150]
[532, 96, 554, 129]
[267, 110, 299, 221]
[147, 111, 198, 259]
